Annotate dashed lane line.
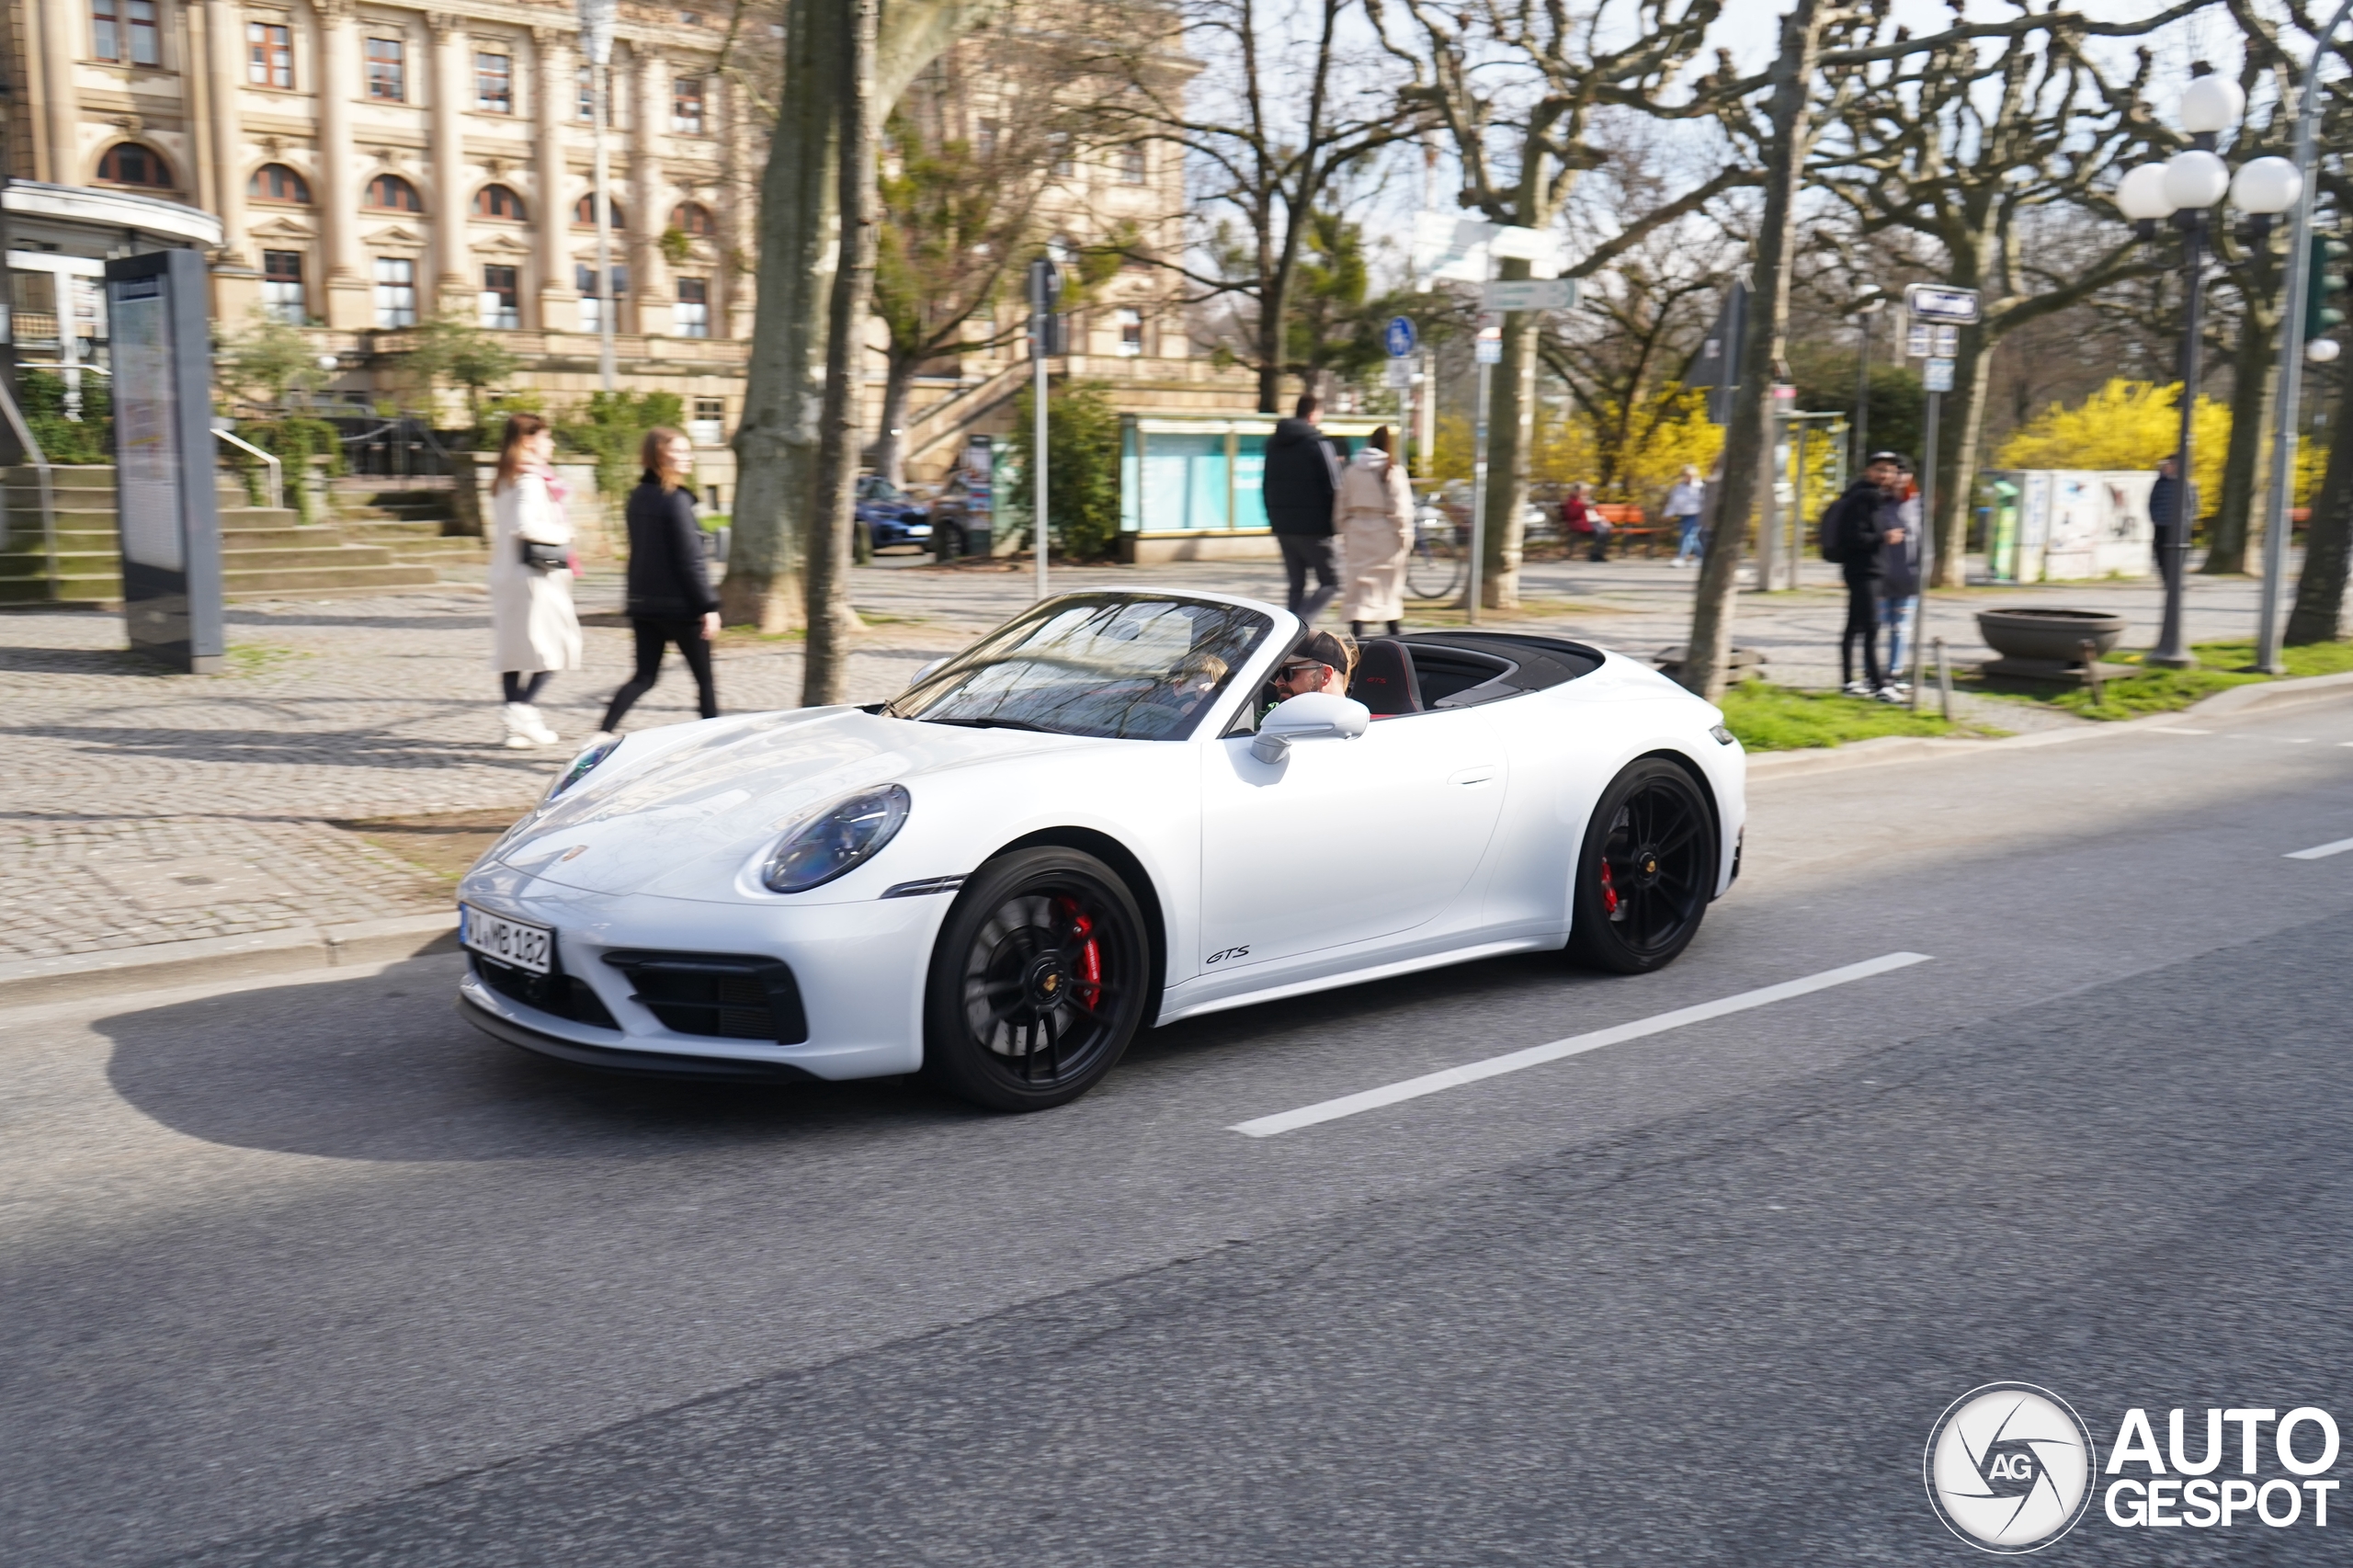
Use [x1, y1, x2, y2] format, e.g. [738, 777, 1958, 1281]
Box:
[1229, 952, 1935, 1139]
[2284, 836, 2353, 861]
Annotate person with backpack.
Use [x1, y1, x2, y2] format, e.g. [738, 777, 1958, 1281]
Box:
[1817, 451, 1908, 699]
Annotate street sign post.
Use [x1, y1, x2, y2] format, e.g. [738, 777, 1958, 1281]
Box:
[1027, 256, 1061, 599]
[1695, 280, 1748, 425]
[1383, 316, 1417, 358]
[1480, 278, 1576, 312]
[1385, 316, 1419, 474]
[1923, 358, 1955, 392]
[1904, 283, 1982, 324]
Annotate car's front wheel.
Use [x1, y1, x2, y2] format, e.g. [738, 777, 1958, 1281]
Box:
[1566, 757, 1715, 974]
[921, 847, 1150, 1110]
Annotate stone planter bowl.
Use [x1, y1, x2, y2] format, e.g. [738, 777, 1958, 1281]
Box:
[1976, 608, 2128, 664]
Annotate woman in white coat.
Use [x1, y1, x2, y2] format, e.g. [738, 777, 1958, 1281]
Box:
[1336, 426, 1415, 638]
[487, 413, 582, 748]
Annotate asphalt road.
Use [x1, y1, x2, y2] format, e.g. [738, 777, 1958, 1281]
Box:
[8, 696, 2353, 1564]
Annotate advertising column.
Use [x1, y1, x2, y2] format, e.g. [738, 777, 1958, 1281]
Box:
[108, 250, 224, 674]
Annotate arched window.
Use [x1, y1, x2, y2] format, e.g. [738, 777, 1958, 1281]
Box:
[472, 184, 527, 221]
[670, 201, 714, 236]
[574, 193, 625, 230]
[97, 142, 172, 188]
[365, 174, 423, 211]
[248, 163, 312, 203]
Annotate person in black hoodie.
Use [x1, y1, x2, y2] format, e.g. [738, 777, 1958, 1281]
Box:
[593, 427, 721, 736]
[1261, 392, 1347, 621]
[1822, 451, 1907, 699]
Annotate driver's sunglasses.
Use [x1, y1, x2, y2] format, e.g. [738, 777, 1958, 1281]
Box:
[1279, 661, 1327, 682]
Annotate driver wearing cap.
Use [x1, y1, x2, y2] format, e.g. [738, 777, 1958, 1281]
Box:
[1268, 629, 1358, 704]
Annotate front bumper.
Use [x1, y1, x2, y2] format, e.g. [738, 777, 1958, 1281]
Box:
[459, 994, 820, 1082]
[453, 865, 950, 1081]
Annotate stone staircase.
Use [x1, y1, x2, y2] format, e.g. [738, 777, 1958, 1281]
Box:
[1, 467, 449, 605]
[329, 480, 489, 579]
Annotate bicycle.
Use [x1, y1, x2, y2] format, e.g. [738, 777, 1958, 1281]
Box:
[1405, 504, 1465, 602]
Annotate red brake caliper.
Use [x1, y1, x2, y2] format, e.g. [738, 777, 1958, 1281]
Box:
[1055, 897, 1103, 1007]
[1598, 859, 1620, 917]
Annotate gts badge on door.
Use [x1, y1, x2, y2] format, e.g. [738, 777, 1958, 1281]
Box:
[1207, 946, 1250, 964]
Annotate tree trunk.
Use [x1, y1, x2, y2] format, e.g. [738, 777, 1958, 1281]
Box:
[724, 0, 1006, 634]
[1478, 256, 1535, 609]
[2285, 351, 2353, 643]
[722, 0, 839, 634]
[803, 0, 879, 707]
[1682, 0, 1824, 700]
[871, 350, 918, 487]
[2207, 286, 2279, 576]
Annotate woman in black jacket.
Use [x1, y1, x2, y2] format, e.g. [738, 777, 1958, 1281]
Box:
[594, 427, 721, 736]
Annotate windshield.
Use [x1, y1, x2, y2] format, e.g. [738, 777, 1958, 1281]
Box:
[858, 476, 901, 503]
[892, 597, 1273, 741]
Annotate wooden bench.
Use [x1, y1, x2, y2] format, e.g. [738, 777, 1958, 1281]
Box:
[1587, 503, 1665, 557]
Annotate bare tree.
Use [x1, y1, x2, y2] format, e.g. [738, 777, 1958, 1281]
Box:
[1100, 0, 1419, 414]
[1370, 0, 1751, 608]
[724, 0, 1006, 641]
[1810, 12, 2195, 588]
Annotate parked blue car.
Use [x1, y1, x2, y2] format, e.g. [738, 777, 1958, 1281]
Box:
[855, 476, 933, 552]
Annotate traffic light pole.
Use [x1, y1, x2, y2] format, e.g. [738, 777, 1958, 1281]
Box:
[2256, 0, 2353, 672]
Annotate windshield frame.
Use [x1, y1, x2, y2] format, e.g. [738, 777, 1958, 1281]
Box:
[888, 592, 1281, 743]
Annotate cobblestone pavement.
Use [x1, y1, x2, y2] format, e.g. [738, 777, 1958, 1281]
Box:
[0, 550, 2279, 961]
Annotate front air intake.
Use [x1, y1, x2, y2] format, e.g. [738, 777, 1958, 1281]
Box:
[601, 951, 811, 1044]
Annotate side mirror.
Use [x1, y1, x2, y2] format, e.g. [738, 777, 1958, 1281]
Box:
[912, 657, 947, 685]
[1250, 691, 1371, 763]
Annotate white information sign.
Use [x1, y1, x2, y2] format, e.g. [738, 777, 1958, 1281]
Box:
[1905, 283, 1982, 324]
[1924, 357, 1956, 392]
[1482, 278, 1576, 312]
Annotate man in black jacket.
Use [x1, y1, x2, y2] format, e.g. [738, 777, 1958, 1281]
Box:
[1823, 451, 1907, 698]
[1261, 393, 1346, 621]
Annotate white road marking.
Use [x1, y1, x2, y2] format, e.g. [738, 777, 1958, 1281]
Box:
[2284, 836, 2353, 861]
[2154, 728, 2211, 735]
[1228, 952, 1935, 1138]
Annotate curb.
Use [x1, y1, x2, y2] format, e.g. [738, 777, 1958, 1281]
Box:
[0, 912, 458, 1009]
[1745, 669, 2353, 779]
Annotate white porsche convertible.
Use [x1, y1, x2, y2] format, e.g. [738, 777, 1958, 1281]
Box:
[457, 589, 1745, 1110]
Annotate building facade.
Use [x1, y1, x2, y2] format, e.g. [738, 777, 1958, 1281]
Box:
[6, 0, 1256, 486]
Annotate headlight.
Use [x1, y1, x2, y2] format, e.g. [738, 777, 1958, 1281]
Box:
[762, 784, 911, 892]
[546, 736, 620, 801]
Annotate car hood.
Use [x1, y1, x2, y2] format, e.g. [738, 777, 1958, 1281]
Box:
[493, 708, 1086, 898]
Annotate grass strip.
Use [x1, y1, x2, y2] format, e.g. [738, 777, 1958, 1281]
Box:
[1998, 638, 2353, 720]
[1715, 680, 1985, 752]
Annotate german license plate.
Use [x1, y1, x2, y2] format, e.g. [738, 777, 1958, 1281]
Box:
[460, 904, 552, 974]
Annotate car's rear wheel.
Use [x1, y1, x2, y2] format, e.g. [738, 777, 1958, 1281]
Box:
[920, 847, 1150, 1110]
[1566, 758, 1714, 974]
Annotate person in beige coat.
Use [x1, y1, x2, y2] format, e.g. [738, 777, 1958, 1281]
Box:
[1336, 426, 1414, 637]
[487, 414, 583, 748]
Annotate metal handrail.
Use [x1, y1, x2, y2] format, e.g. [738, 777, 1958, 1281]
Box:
[0, 377, 58, 590]
[212, 427, 283, 511]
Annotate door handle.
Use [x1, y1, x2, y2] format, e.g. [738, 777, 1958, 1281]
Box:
[1448, 765, 1499, 786]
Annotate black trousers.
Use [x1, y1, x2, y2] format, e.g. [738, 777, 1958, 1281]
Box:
[1278, 534, 1339, 622]
[1840, 574, 1884, 690]
[500, 670, 551, 705]
[601, 616, 719, 731]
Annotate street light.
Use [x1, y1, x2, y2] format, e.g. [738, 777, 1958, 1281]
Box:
[2114, 66, 2280, 670]
[577, 0, 618, 393]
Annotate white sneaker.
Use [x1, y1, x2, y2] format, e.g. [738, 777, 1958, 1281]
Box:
[1841, 680, 1871, 698]
[501, 702, 540, 749]
[517, 705, 561, 746]
[1873, 685, 1906, 703]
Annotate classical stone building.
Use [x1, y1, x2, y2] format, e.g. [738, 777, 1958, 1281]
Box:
[5, 0, 1256, 491]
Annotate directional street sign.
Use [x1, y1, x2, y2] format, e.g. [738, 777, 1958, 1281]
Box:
[1905, 323, 1932, 358]
[1482, 278, 1577, 312]
[1924, 357, 1956, 392]
[1383, 316, 1418, 358]
[1905, 283, 1981, 324]
[1933, 324, 1960, 357]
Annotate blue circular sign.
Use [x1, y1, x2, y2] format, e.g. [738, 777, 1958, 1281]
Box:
[1383, 316, 1418, 358]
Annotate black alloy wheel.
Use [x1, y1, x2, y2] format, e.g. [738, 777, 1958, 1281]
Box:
[921, 847, 1151, 1110]
[1566, 757, 1715, 974]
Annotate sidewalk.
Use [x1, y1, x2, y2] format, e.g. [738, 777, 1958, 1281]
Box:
[0, 552, 2282, 967]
